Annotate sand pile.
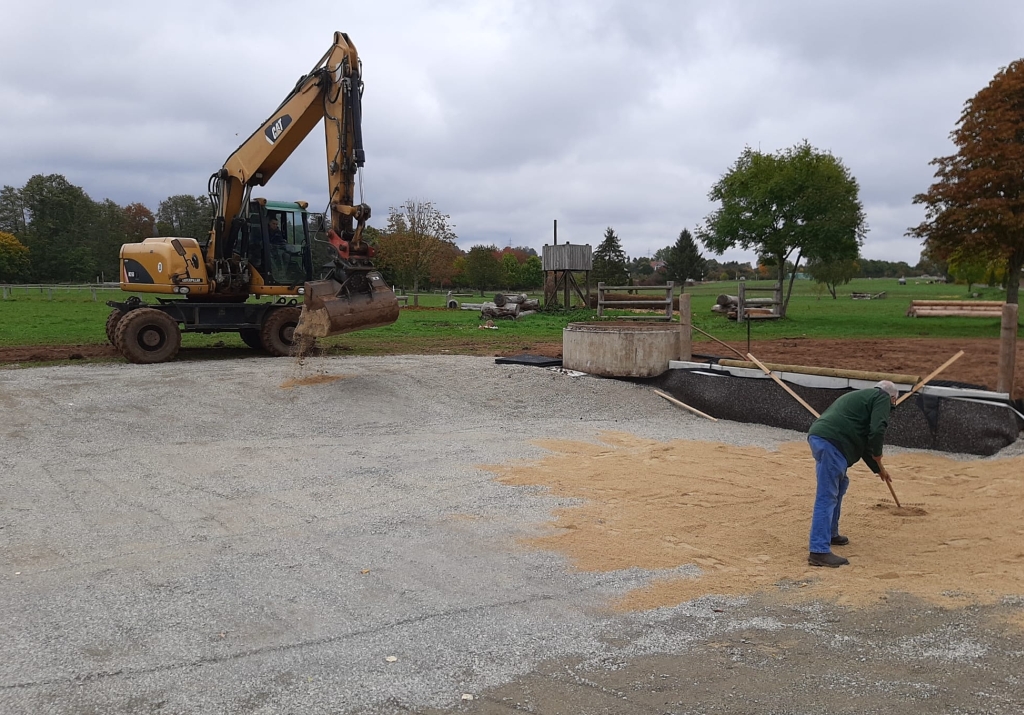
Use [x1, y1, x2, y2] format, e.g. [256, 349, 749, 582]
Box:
[488, 433, 1024, 610]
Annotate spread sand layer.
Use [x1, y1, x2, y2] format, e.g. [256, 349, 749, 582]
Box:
[487, 433, 1024, 610]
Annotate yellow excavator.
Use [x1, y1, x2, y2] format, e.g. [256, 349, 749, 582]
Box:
[106, 32, 399, 363]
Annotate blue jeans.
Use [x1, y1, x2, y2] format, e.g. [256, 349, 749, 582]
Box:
[808, 435, 850, 554]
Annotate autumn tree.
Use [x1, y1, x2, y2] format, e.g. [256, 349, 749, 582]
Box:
[0, 231, 30, 282]
[697, 142, 866, 317]
[805, 257, 859, 299]
[592, 227, 629, 286]
[124, 203, 156, 243]
[374, 200, 457, 293]
[911, 60, 1024, 304]
[429, 241, 462, 288]
[664, 228, 707, 287]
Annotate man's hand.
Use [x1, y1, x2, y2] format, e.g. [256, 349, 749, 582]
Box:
[874, 455, 891, 482]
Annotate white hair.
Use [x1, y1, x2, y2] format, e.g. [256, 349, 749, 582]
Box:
[875, 380, 898, 398]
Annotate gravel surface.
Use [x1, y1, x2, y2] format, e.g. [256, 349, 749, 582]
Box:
[1, 355, 1022, 714]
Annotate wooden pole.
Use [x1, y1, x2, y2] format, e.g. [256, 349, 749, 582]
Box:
[654, 389, 718, 421]
[746, 352, 821, 418]
[997, 303, 1018, 395]
[895, 350, 966, 406]
[678, 293, 691, 361]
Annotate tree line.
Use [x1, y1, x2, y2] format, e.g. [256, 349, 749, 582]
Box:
[0, 174, 211, 283]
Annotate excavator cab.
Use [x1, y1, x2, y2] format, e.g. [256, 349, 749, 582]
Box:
[246, 200, 313, 289]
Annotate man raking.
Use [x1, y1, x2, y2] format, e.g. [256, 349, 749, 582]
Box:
[806, 380, 898, 567]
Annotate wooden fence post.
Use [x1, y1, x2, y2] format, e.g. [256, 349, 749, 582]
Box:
[997, 302, 1018, 395]
[678, 293, 692, 361]
[2, 286, 8, 300]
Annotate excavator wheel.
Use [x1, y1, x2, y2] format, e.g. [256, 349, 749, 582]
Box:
[239, 328, 264, 350]
[260, 306, 302, 357]
[114, 308, 182, 364]
[105, 309, 124, 345]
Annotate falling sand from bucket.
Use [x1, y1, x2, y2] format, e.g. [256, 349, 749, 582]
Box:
[485, 434, 1024, 611]
[279, 374, 347, 389]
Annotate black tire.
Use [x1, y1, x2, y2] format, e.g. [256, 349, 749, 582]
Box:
[239, 328, 264, 350]
[114, 308, 182, 364]
[105, 309, 124, 345]
[260, 307, 301, 357]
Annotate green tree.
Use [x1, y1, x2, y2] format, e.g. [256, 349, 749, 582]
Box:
[948, 248, 991, 293]
[19, 174, 98, 282]
[91, 198, 128, 282]
[664, 228, 707, 287]
[806, 257, 860, 299]
[697, 142, 866, 317]
[464, 244, 502, 295]
[0, 231, 31, 282]
[910, 59, 1024, 304]
[0, 186, 27, 236]
[374, 200, 458, 293]
[500, 252, 520, 289]
[519, 254, 543, 289]
[592, 227, 628, 286]
[156, 194, 212, 239]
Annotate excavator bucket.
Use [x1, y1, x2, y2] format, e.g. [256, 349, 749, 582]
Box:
[294, 272, 399, 340]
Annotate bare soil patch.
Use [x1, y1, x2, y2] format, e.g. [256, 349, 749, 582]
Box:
[279, 374, 347, 389]
[1, 337, 1019, 398]
[714, 337, 1023, 397]
[488, 432, 1024, 611]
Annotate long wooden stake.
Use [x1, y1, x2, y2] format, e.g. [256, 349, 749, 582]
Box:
[894, 350, 965, 406]
[746, 352, 820, 418]
[691, 324, 748, 361]
[654, 389, 718, 422]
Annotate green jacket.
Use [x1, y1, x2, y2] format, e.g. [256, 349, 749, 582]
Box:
[808, 388, 892, 473]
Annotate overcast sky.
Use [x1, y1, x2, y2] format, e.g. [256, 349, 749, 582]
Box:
[3, 1, 1023, 266]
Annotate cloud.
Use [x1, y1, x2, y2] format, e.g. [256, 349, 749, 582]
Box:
[2, 0, 1022, 265]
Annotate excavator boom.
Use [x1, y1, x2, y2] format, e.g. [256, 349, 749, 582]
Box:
[208, 31, 398, 340]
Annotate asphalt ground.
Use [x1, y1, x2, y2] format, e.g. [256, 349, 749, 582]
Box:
[1, 355, 1022, 714]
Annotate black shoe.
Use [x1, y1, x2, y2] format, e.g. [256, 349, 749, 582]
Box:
[808, 552, 849, 568]
[831, 535, 849, 546]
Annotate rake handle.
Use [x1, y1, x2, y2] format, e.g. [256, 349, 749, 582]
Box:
[883, 475, 902, 508]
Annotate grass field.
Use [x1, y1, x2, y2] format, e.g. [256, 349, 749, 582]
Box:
[0, 279, 1019, 352]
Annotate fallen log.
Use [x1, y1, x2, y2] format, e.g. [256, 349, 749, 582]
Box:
[481, 302, 520, 319]
[909, 300, 1004, 307]
[909, 309, 1003, 318]
[493, 293, 529, 307]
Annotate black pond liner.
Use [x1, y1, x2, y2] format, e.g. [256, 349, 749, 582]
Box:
[645, 368, 1020, 457]
[494, 354, 563, 367]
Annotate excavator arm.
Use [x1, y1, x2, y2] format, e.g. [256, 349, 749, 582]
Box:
[207, 32, 397, 339]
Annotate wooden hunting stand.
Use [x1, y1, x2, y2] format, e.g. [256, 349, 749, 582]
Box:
[542, 242, 592, 309]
